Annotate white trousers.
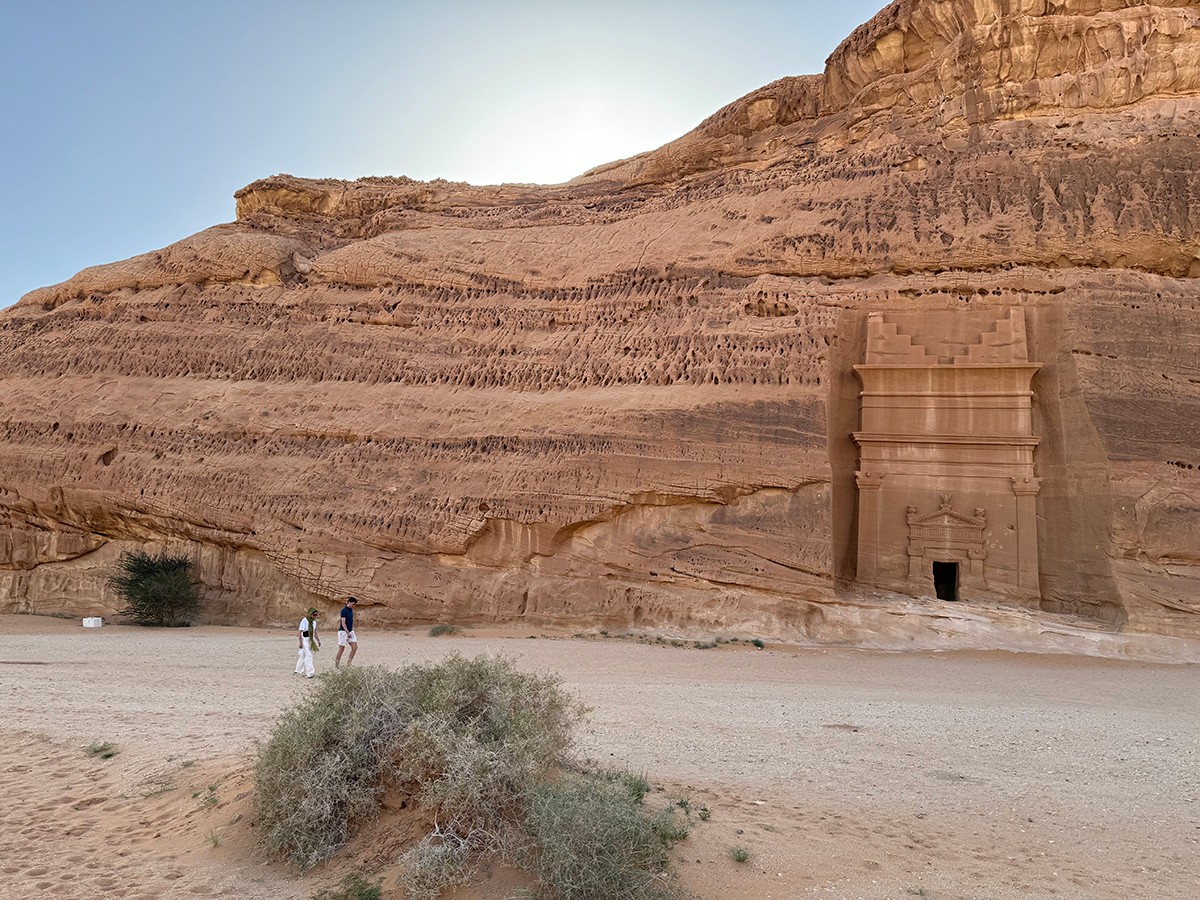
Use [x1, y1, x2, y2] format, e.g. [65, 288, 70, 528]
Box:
[294, 644, 314, 677]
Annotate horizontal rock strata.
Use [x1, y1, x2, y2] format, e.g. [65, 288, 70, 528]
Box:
[2, 0, 1198, 646]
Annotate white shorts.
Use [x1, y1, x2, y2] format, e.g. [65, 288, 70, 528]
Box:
[337, 630, 357, 646]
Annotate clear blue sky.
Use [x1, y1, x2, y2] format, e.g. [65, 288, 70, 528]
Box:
[0, 0, 886, 307]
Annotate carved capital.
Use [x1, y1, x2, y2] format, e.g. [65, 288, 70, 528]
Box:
[1011, 475, 1043, 496]
[856, 470, 884, 489]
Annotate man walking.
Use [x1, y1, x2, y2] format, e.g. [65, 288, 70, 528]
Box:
[335, 596, 359, 668]
[294, 607, 321, 678]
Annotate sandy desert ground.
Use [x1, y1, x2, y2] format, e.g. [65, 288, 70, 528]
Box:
[0, 614, 1196, 900]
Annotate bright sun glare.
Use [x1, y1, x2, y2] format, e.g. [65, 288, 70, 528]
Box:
[443, 86, 682, 185]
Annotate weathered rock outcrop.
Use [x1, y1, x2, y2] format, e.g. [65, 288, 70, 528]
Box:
[2, 0, 1199, 651]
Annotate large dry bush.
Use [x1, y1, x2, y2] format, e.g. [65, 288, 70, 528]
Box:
[255, 654, 691, 899]
[254, 656, 583, 873]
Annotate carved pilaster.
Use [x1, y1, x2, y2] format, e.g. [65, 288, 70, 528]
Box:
[855, 471, 883, 582]
[1012, 476, 1042, 592]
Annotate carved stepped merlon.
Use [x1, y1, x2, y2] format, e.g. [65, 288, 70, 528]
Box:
[956, 309, 1030, 365]
[854, 308, 1042, 603]
[865, 314, 940, 365]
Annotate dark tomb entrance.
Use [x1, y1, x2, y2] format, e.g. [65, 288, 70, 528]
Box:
[933, 561, 959, 601]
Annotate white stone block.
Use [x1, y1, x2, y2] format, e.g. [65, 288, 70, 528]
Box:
[82, 617, 104, 628]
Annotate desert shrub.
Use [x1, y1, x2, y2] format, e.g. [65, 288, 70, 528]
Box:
[523, 771, 691, 900]
[728, 845, 749, 864]
[110, 550, 200, 626]
[255, 655, 585, 875]
[256, 656, 693, 898]
[428, 623, 461, 637]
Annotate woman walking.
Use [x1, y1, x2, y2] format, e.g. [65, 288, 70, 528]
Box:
[294, 607, 321, 678]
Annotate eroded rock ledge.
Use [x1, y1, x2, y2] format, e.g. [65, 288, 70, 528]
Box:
[3, 0, 1199, 652]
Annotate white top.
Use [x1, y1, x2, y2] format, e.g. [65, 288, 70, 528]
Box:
[298, 617, 315, 634]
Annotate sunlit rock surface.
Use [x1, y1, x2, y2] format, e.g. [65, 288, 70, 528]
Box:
[2, 0, 1198, 652]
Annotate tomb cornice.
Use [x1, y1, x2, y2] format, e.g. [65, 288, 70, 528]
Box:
[859, 390, 1036, 399]
[853, 432, 1041, 447]
[854, 364, 1042, 372]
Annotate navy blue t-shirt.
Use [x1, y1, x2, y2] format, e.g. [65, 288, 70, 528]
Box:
[339, 605, 354, 633]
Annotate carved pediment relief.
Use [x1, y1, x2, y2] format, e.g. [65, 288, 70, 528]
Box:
[907, 496, 986, 546]
[906, 508, 986, 529]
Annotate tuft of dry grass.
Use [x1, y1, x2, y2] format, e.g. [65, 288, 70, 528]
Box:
[312, 873, 383, 900]
[85, 741, 117, 759]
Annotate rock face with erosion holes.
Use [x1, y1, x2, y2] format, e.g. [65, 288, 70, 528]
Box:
[2, 0, 1199, 645]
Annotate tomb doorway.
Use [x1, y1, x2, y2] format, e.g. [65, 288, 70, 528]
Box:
[933, 561, 959, 602]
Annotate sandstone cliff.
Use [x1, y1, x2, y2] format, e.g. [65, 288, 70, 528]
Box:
[3, 0, 1198, 651]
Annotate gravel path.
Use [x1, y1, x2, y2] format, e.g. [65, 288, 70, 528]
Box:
[1, 616, 1196, 899]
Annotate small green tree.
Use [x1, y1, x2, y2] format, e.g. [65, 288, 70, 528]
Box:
[110, 550, 201, 626]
